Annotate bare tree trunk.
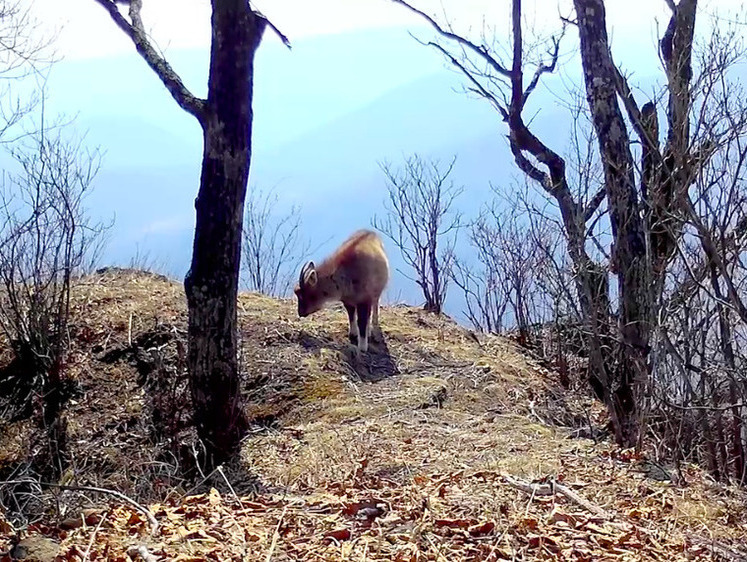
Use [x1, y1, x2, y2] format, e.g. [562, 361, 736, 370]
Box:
[708, 264, 746, 482]
[713, 390, 730, 482]
[699, 409, 720, 480]
[184, 2, 266, 466]
[574, 0, 651, 447]
[92, 0, 274, 468]
[428, 248, 442, 314]
[731, 379, 746, 484]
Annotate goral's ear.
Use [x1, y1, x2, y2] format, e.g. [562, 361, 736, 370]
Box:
[302, 261, 318, 287]
[306, 268, 318, 287]
[300, 261, 316, 288]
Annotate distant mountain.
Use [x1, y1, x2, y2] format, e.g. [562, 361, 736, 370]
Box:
[37, 26, 582, 317]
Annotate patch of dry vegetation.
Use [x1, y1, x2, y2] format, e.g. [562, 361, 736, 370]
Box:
[1, 270, 746, 560]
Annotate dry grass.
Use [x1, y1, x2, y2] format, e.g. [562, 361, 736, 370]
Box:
[1, 269, 746, 560]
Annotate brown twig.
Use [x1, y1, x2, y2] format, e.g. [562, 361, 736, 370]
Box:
[265, 506, 287, 562]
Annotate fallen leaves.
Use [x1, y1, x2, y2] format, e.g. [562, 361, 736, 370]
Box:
[5, 464, 746, 562]
[323, 528, 352, 543]
[6, 272, 741, 560]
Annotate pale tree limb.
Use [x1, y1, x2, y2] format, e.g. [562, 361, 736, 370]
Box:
[265, 506, 287, 562]
[127, 545, 159, 562]
[82, 511, 108, 562]
[61, 484, 159, 535]
[502, 474, 613, 520]
[90, 0, 206, 121]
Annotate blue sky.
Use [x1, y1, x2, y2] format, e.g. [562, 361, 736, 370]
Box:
[12, 0, 746, 318]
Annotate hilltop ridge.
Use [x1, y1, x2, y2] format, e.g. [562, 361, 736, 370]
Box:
[1, 270, 746, 560]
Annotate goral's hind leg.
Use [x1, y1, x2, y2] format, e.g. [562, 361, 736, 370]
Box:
[370, 297, 382, 342]
[356, 301, 371, 353]
[344, 303, 358, 344]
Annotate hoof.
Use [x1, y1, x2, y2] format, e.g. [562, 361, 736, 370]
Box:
[348, 332, 359, 344]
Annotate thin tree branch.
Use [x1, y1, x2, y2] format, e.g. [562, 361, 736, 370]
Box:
[390, 0, 511, 78]
[503, 474, 613, 519]
[253, 8, 291, 49]
[90, 0, 206, 121]
[584, 187, 607, 221]
[613, 65, 655, 152]
[426, 41, 508, 119]
[522, 30, 564, 108]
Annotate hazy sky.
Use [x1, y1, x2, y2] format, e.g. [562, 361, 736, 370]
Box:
[31, 0, 742, 62]
[22, 0, 746, 290]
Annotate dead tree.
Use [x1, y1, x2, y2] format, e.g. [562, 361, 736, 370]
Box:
[649, 23, 747, 484]
[373, 154, 462, 314]
[392, 0, 707, 447]
[242, 186, 309, 297]
[92, 0, 286, 466]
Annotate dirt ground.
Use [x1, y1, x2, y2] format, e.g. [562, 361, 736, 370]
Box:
[1, 270, 746, 561]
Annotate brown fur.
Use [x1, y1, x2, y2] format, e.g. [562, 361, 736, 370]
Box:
[294, 229, 389, 352]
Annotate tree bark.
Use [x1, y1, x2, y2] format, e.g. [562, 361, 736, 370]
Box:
[92, 0, 269, 468]
[392, 0, 705, 450]
[574, 0, 651, 447]
[709, 262, 746, 482]
[184, 1, 266, 466]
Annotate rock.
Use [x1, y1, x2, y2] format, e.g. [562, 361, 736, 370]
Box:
[10, 536, 60, 561]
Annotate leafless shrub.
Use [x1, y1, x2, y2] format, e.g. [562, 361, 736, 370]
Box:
[242, 186, 310, 297]
[0, 117, 109, 476]
[0, 466, 45, 529]
[452, 189, 562, 339]
[373, 154, 462, 314]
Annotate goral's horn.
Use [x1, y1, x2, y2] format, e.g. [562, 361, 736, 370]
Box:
[299, 261, 313, 288]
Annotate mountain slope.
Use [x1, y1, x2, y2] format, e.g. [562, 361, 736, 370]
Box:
[1, 270, 746, 560]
